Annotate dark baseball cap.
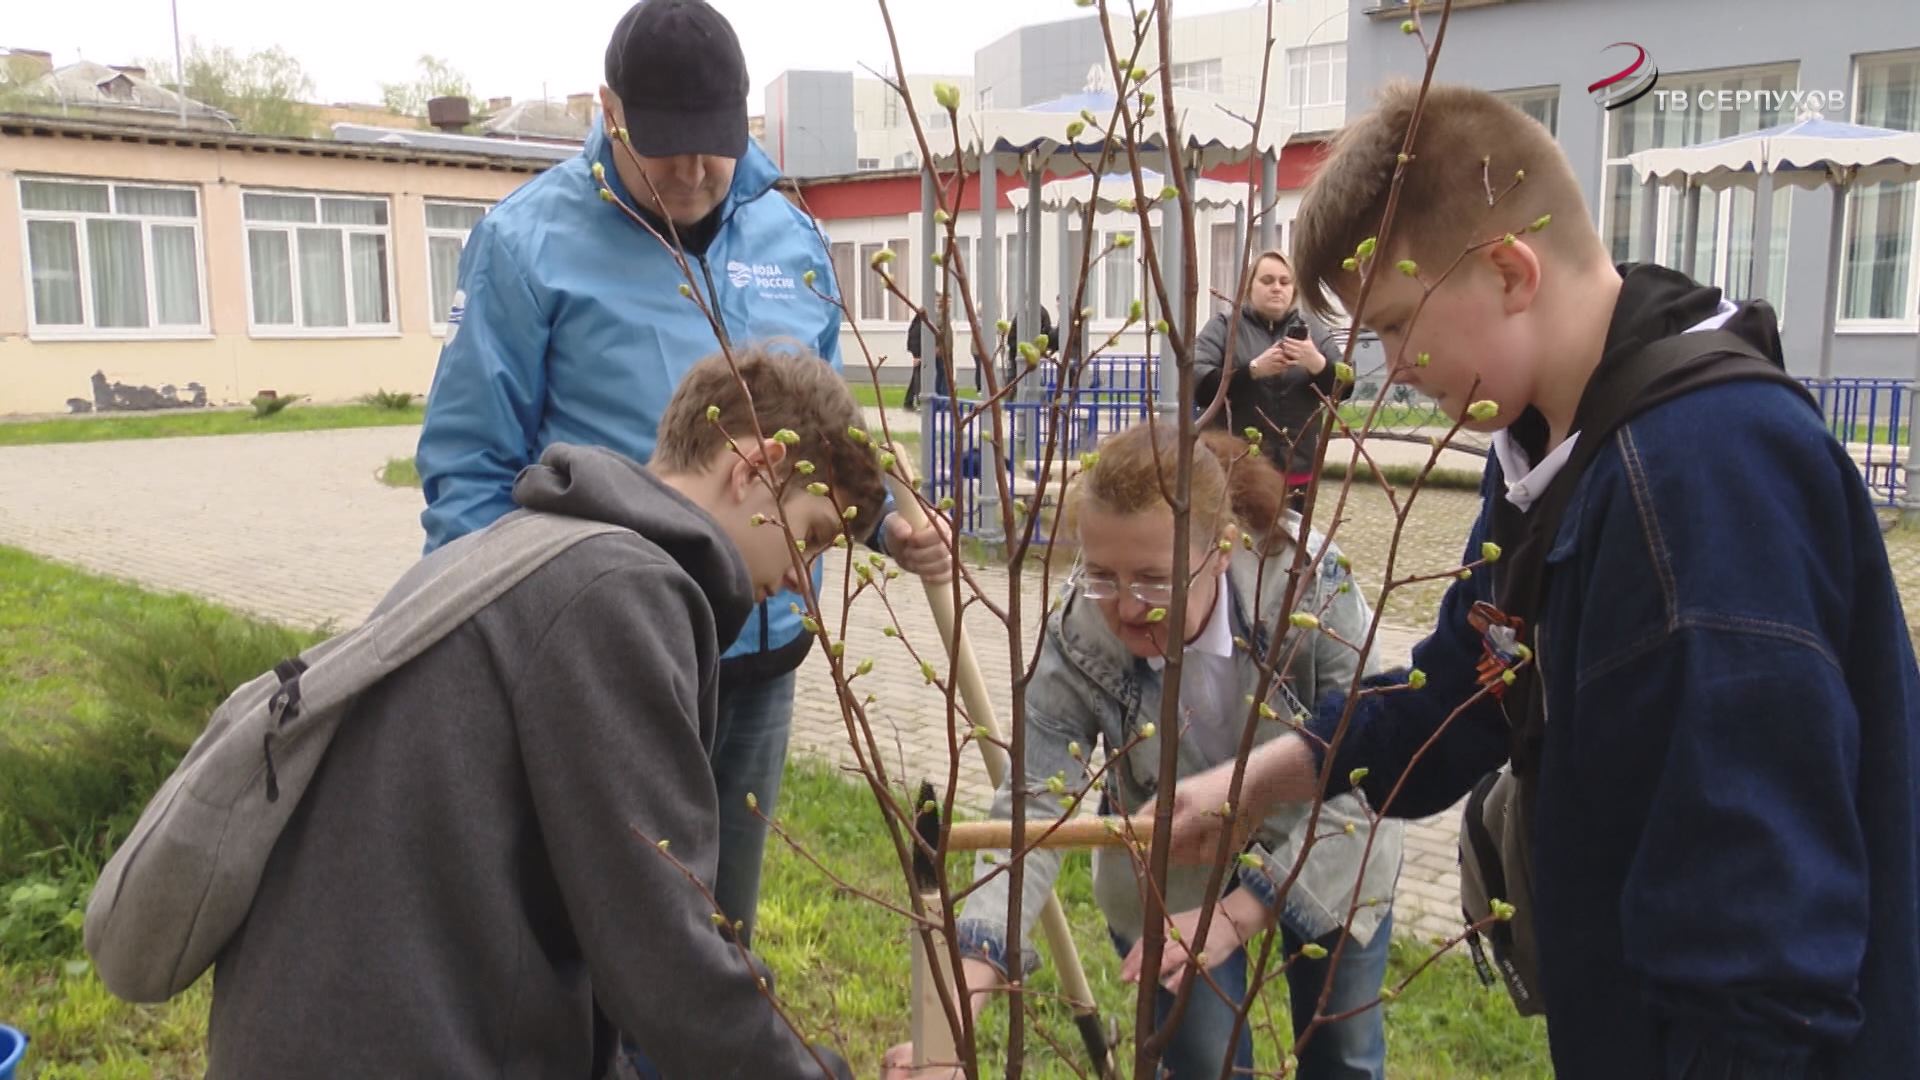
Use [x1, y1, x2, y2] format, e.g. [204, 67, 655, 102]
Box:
[604, 0, 750, 159]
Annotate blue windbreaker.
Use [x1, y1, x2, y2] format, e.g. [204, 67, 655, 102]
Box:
[416, 119, 849, 663]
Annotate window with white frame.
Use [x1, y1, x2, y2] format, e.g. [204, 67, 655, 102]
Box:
[424, 200, 488, 331]
[855, 239, 911, 322]
[1102, 229, 1157, 321]
[829, 241, 856, 307]
[1287, 43, 1346, 110]
[857, 157, 882, 171]
[243, 190, 394, 333]
[1172, 59, 1224, 95]
[1842, 50, 1919, 326]
[19, 177, 206, 336]
[1495, 86, 1560, 137]
[1601, 63, 1797, 310]
[1210, 221, 1242, 314]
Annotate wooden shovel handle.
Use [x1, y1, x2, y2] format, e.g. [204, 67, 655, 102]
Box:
[943, 815, 1155, 852]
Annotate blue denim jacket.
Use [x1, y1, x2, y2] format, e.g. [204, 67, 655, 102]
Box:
[1310, 377, 1920, 1079]
[957, 520, 1404, 975]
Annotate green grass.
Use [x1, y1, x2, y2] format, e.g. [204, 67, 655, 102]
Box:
[1336, 402, 1450, 431]
[757, 763, 1550, 1077]
[0, 548, 1548, 1077]
[847, 382, 981, 411]
[0, 404, 423, 448]
[380, 457, 421, 488]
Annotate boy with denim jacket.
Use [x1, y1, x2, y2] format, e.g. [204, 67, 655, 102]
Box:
[1168, 81, 1920, 1078]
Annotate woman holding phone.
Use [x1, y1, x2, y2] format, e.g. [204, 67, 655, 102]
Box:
[1195, 250, 1348, 505]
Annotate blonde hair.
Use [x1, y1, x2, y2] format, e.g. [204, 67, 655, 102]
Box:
[1291, 80, 1606, 317]
[1067, 423, 1292, 547]
[1242, 249, 1297, 313]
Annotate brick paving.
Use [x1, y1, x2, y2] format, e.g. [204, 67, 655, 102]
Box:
[0, 425, 1482, 943]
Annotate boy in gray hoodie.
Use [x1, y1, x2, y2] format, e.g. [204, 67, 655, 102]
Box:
[206, 343, 887, 1079]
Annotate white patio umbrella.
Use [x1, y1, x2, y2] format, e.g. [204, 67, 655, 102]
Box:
[1004, 168, 1248, 214]
[922, 88, 1289, 416]
[1629, 116, 1920, 515]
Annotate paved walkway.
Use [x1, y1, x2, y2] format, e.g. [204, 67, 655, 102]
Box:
[0, 426, 1464, 943]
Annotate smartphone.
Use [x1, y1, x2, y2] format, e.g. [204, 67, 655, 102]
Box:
[1284, 322, 1311, 341]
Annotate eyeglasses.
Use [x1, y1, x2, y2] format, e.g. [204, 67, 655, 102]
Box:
[1071, 571, 1175, 607]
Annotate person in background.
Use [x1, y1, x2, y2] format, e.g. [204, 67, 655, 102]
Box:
[1195, 250, 1348, 505]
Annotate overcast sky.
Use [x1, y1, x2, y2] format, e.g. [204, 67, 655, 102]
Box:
[10, 0, 1260, 112]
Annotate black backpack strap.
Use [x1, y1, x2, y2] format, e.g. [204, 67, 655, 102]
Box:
[1494, 326, 1815, 779]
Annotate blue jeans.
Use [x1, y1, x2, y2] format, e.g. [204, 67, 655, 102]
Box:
[710, 669, 797, 949]
[622, 669, 797, 1079]
[1111, 909, 1391, 1080]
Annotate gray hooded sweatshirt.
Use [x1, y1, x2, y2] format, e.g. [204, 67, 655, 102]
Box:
[206, 445, 834, 1079]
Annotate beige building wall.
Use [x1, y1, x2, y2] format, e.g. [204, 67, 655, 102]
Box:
[0, 124, 545, 415]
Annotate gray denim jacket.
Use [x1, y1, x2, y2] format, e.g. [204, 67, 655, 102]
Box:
[956, 519, 1404, 974]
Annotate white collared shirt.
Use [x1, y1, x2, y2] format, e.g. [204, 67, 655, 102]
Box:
[1491, 298, 1739, 511]
[1147, 577, 1245, 763]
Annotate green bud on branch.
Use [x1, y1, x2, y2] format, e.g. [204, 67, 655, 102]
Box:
[1145, 608, 1167, 624]
[1290, 612, 1320, 630]
[1467, 400, 1501, 422]
[1409, 668, 1428, 690]
[1481, 541, 1503, 563]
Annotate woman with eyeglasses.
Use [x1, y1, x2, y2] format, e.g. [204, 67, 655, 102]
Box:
[885, 421, 1402, 1080]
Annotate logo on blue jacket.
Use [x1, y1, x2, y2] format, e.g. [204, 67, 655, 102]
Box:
[726, 259, 798, 298]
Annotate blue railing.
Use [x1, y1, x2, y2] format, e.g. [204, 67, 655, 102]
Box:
[1799, 377, 1910, 507]
[921, 369, 1914, 535]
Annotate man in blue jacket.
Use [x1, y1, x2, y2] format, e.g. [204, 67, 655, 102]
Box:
[1163, 83, 1918, 1078]
[416, 0, 949, 961]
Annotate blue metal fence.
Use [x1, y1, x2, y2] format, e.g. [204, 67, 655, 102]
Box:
[1799, 377, 1910, 507]
[920, 367, 1914, 536]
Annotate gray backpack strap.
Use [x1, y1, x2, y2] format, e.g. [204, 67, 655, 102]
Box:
[366, 511, 631, 668]
[85, 510, 628, 1004]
